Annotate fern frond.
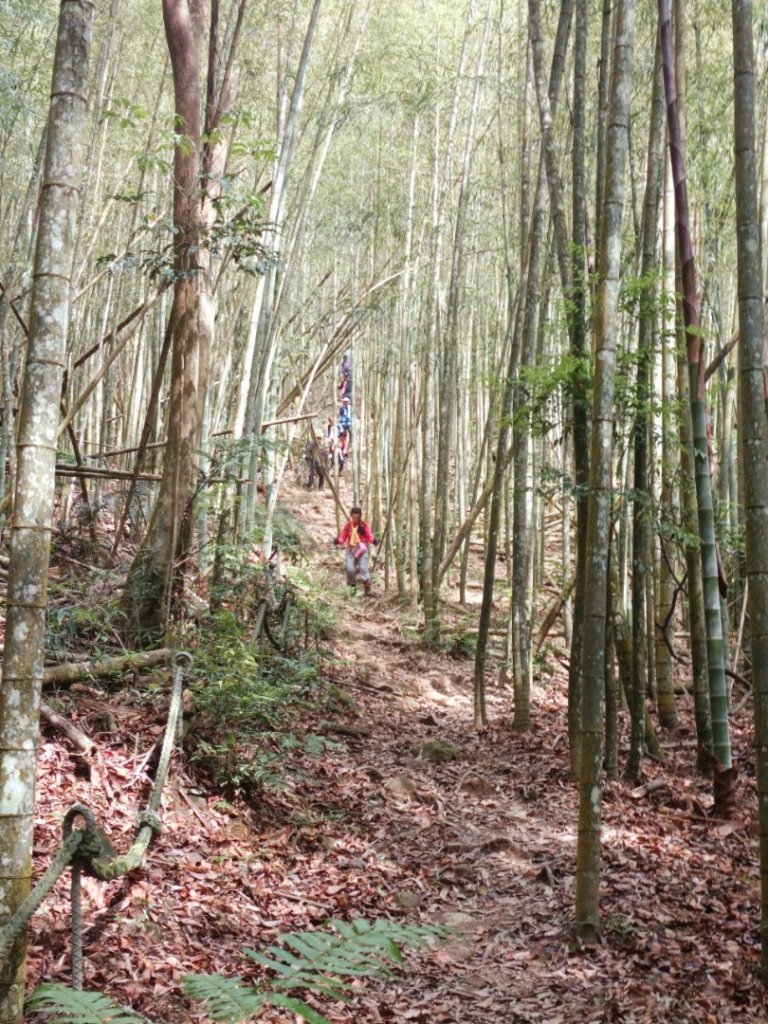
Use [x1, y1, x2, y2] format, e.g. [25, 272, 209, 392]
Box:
[263, 992, 329, 1024]
[181, 974, 264, 1023]
[27, 983, 149, 1024]
[245, 917, 448, 999]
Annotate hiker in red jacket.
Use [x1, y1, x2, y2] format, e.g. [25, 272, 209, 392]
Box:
[334, 506, 376, 595]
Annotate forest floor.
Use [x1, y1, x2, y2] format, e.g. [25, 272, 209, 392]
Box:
[27, 474, 768, 1023]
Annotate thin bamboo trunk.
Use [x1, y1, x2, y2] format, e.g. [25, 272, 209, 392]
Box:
[731, 0, 768, 978]
[575, 0, 635, 943]
[628, 39, 664, 779]
[659, 0, 731, 768]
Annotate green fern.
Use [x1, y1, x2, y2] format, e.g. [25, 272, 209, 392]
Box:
[180, 974, 265, 1022]
[180, 976, 328, 1024]
[245, 918, 444, 995]
[29, 918, 447, 1024]
[185, 918, 446, 1022]
[27, 983, 150, 1024]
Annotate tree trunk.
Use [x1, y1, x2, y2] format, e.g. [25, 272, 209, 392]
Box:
[655, 175, 678, 730]
[568, 0, 590, 776]
[627, 39, 664, 779]
[0, 3, 94, 1019]
[659, 0, 731, 768]
[731, 0, 768, 979]
[575, 0, 635, 944]
[123, 0, 205, 639]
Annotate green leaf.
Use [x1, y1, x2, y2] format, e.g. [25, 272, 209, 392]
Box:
[27, 983, 149, 1024]
[181, 974, 265, 1023]
[246, 950, 303, 975]
[264, 993, 330, 1023]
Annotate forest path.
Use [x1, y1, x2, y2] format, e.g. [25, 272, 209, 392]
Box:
[28, 479, 764, 1024]
[281, 481, 583, 1021]
[287, 478, 763, 1024]
[285, 480, 586, 1023]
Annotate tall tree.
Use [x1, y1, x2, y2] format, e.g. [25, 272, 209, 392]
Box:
[567, 0, 590, 774]
[574, 0, 635, 942]
[731, 0, 768, 979]
[658, 0, 731, 770]
[0, 2, 94, 1019]
[627, 40, 664, 779]
[123, 0, 241, 637]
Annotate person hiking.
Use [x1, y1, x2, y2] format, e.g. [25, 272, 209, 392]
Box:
[336, 427, 350, 465]
[338, 396, 352, 433]
[334, 506, 376, 595]
[305, 439, 325, 489]
[338, 370, 352, 402]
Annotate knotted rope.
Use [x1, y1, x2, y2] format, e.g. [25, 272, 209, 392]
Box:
[0, 650, 190, 982]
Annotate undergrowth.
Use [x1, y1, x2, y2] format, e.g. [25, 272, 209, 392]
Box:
[182, 585, 339, 805]
[42, 491, 345, 823]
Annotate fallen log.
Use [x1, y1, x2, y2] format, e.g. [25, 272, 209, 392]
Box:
[319, 720, 372, 738]
[42, 648, 170, 686]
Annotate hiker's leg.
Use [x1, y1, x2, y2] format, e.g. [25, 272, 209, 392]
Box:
[345, 549, 357, 586]
[357, 549, 370, 583]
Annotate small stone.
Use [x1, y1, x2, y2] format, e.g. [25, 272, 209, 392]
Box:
[394, 891, 422, 910]
[420, 739, 458, 763]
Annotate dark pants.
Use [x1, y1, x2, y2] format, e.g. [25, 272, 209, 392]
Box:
[307, 457, 324, 489]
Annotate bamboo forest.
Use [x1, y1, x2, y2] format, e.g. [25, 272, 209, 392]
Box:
[2, 0, 768, 1020]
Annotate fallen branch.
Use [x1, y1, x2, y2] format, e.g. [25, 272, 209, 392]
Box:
[629, 778, 669, 800]
[534, 577, 575, 656]
[261, 412, 318, 432]
[319, 720, 372, 738]
[42, 648, 170, 686]
[40, 701, 95, 755]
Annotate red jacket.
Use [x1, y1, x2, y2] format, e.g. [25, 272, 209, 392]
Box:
[337, 518, 375, 549]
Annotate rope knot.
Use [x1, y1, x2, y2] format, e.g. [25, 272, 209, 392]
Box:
[137, 809, 163, 835]
[62, 803, 102, 859]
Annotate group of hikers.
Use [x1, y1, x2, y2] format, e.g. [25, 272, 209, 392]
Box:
[303, 353, 353, 491]
[300, 353, 378, 596]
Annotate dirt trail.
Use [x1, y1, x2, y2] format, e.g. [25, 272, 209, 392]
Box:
[288, 480, 764, 1024]
[288, 485, 588, 1020]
